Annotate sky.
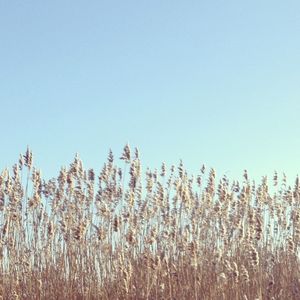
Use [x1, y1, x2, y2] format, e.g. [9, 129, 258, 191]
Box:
[0, 1, 300, 183]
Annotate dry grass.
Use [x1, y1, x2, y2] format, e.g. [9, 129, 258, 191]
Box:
[1, 145, 300, 299]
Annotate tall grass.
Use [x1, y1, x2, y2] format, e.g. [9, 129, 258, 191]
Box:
[1, 145, 300, 299]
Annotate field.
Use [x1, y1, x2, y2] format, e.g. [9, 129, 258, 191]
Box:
[1, 145, 300, 299]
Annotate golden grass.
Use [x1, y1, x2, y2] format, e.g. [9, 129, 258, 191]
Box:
[1, 145, 300, 299]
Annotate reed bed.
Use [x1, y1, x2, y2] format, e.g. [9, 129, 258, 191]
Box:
[1, 145, 300, 299]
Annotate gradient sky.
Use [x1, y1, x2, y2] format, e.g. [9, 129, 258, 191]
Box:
[0, 1, 299, 182]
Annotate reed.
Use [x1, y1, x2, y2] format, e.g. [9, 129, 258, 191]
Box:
[0, 145, 299, 299]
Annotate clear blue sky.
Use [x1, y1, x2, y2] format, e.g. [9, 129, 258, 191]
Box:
[0, 1, 299, 182]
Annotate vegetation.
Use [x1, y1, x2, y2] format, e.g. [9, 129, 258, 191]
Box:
[1, 145, 300, 299]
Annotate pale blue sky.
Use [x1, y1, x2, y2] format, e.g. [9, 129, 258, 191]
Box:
[0, 1, 299, 181]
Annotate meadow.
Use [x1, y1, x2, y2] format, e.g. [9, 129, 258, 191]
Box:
[1, 145, 299, 299]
